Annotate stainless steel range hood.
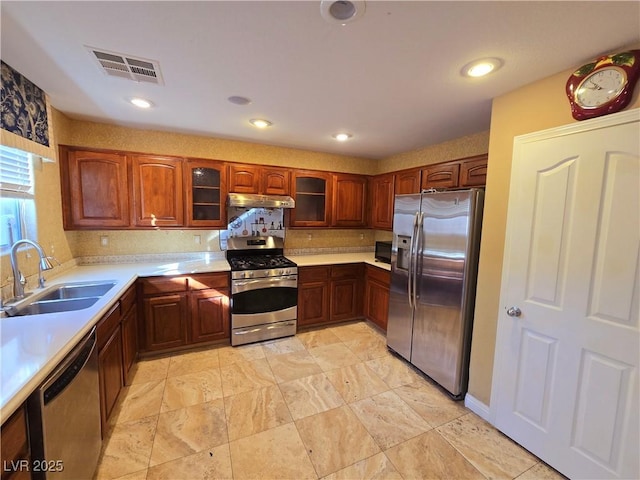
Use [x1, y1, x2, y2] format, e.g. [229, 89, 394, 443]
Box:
[228, 193, 295, 208]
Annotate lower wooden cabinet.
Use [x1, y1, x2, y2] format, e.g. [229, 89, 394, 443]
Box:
[138, 273, 230, 353]
[98, 325, 123, 434]
[330, 264, 363, 321]
[298, 266, 330, 326]
[1, 405, 30, 480]
[364, 265, 391, 331]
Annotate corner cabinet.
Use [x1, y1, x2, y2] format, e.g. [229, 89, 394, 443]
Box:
[370, 173, 395, 230]
[332, 174, 367, 227]
[131, 155, 184, 227]
[59, 146, 130, 229]
[290, 171, 333, 227]
[185, 159, 226, 227]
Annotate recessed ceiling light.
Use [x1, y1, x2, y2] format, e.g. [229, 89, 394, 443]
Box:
[320, 0, 366, 25]
[249, 118, 272, 129]
[228, 96, 252, 105]
[462, 58, 503, 78]
[333, 132, 352, 142]
[129, 97, 154, 108]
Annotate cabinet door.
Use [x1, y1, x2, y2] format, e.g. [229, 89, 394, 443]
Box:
[364, 266, 391, 331]
[298, 266, 330, 326]
[185, 160, 226, 227]
[229, 164, 259, 193]
[370, 173, 394, 230]
[62, 148, 130, 228]
[332, 174, 367, 227]
[132, 155, 184, 227]
[330, 264, 363, 321]
[459, 155, 488, 187]
[190, 288, 230, 343]
[1, 405, 30, 480]
[421, 163, 460, 189]
[142, 293, 188, 351]
[395, 169, 421, 194]
[261, 167, 290, 195]
[121, 304, 138, 386]
[98, 325, 123, 434]
[290, 171, 333, 227]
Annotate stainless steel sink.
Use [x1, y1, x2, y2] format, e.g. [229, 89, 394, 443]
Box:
[3, 281, 117, 317]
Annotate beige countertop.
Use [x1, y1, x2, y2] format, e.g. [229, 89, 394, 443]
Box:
[0, 252, 389, 421]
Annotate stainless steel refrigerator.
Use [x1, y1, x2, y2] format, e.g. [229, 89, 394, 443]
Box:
[387, 189, 484, 399]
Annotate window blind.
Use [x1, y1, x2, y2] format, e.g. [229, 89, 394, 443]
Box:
[0, 145, 34, 197]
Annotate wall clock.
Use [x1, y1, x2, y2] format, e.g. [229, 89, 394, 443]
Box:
[565, 49, 640, 121]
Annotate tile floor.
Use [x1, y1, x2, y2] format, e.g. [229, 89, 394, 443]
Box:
[94, 321, 566, 480]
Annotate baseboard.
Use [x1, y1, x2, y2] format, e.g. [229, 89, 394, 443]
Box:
[464, 393, 494, 424]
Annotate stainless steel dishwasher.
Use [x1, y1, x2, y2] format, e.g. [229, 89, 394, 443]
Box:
[27, 327, 102, 480]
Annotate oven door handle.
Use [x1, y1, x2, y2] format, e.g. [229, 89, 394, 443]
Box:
[232, 276, 298, 293]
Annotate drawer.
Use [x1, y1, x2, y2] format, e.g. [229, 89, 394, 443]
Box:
[299, 266, 330, 283]
[367, 264, 391, 285]
[331, 264, 362, 279]
[96, 302, 121, 350]
[140, 276, 188, 295]
[188, 273, 229, 290]
[120, 284, 137, 314]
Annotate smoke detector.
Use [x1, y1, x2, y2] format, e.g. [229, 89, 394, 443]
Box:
[86, 46, 164, 85]
[320, 0, 366, 25]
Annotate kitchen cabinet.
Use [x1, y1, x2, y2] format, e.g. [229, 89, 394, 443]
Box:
[138, 273, 230, 353]
[395, 169, 421, 194]
[290, 171, 333, 227]
[185, 159, 226, 227]
[298, 266, 331, 326]
[120, 285, 138, 385]
[370, 173, 395, 230]
[229, 164, 290, 195]
[96, 302, 123, 435]
[131, 155, 184, 227]
[1, 404, 30, 480]
[59, 146, 130, 229]
[459, 154, 488, 187]
[364, 264, 391, 331]
[332, 173, 368, 227]
[330, 264, 364, 321]
[421, 163, 460, 190]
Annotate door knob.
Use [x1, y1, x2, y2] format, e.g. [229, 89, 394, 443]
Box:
[507, 306, 522, 317]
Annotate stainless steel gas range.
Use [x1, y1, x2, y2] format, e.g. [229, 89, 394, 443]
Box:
[226, 236, 297, 346]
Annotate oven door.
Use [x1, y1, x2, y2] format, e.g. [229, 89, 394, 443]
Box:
[231, 275, 298, 328]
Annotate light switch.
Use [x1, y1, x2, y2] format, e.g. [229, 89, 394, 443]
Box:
[100, 235, 109, 246]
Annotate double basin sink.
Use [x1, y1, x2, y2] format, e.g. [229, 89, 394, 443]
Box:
[3, 281, 117, 317]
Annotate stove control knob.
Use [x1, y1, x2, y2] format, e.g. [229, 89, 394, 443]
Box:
[246, 271, 254, 278]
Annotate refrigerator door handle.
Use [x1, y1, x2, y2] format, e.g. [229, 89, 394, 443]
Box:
[414, 211, 424, 304]
[408, 211, 419, 309]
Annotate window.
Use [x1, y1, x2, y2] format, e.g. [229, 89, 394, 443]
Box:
[0, 145, 37, 253]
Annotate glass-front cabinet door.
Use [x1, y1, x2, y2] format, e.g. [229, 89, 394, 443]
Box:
[290, 170, 332, 227]
[185, 159, 226, 227]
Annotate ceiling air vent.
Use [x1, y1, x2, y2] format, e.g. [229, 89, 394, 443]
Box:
[86, 47, 164, 85]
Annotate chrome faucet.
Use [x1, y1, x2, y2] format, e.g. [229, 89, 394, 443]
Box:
[10, 239, 54, 299]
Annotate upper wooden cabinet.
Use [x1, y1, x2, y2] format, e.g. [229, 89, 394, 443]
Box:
[185, 159, 226, 227]
[131, 155, 184, 227]
[290, 170, 333, 227]
[60, 147, 130, 229]
[370, 173, 395, 230]
[228, 164, 290, 195]
[332, 173, 367, 227]
[459, 154, 488, 187]
[421, 163, 460, 190]
[395, 169, 421, 195]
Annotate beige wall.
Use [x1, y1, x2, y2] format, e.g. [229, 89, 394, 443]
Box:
[468, 45, 640, 406]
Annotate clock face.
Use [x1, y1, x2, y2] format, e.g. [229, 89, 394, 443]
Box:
[575, 67, 627, 108]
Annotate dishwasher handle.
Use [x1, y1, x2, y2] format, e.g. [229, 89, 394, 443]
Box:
[41, 327, 97, 405]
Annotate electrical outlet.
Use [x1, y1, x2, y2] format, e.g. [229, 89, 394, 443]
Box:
[100, 235, 109, 246]
[194, 235, 201, 245]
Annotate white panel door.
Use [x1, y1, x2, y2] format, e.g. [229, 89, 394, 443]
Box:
[491, 110, 639, 480]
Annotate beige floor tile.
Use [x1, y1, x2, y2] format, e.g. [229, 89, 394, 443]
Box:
[111, 380, 165, 425]
[267, 350, 323, 383]
[147, 443, 232, 480]
[167, 347, 220, 377]
[516, 462, 568, 479]
[296, 405, 380, 477]
[365, 355, 424, 388]
[220, 358, 276, 397]
[344, 334, 390, 361]
[321, 452, 403, 480]
[161, 369, 223, 412]
[330, 321, 379, 342]
[393, 381, 467, 427]
[229, 423, 316, 479]
[261, 336, 307, 356]
[111, 469, 148, 480]
[94, 416, 157, 480]
[437, 412, 538, 479]
[297, 327, 343, 349]
[308, 342, 362, 371]
[279, 373, 345, 420]
[217, 343, 265, 367]
[149, 399, 228, 466]
[129, 357, 170, 384]
[350, 390, 432, 449]
[325, 363, 389, 403]
[385, 430, 484, 479]
[224, 385, 292, 441]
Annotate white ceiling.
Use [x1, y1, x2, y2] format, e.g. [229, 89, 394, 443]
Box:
[2, 1, 639, 160]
